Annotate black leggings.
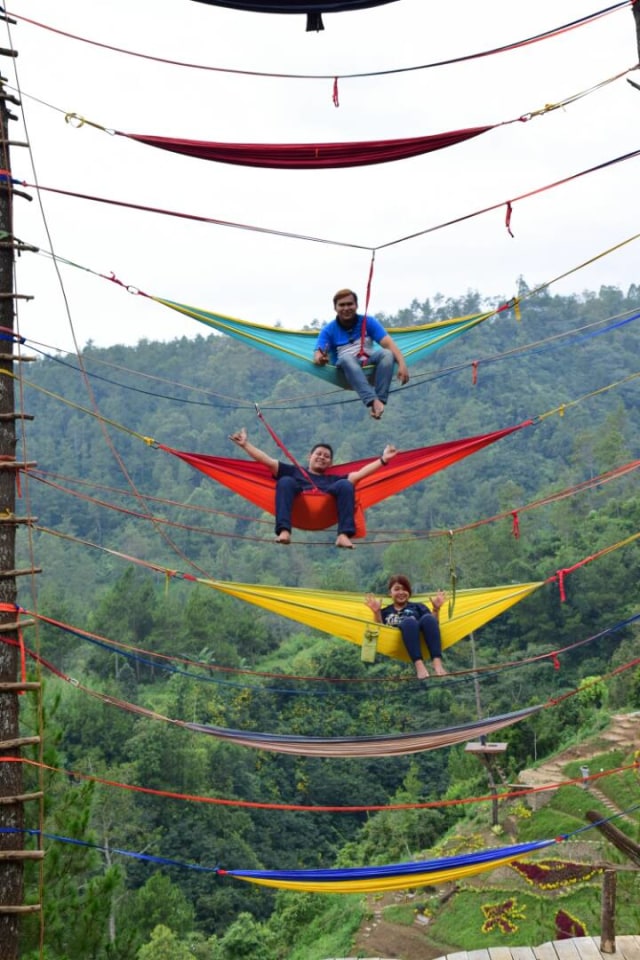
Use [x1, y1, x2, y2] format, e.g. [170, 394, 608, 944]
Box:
[398, 614, 442, 662]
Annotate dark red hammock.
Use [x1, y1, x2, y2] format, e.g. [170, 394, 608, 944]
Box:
[121, 125, 493, 170]
[190, 0, 401, 32]
[159, 421, 532, 537]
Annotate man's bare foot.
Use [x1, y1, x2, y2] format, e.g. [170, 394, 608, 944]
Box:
[276, 530, 291, 544]
[415, 660, 430, 680]
[369, 399, 385, 420]
[335, 533, 355, 549]
[432, 658, 447, 676]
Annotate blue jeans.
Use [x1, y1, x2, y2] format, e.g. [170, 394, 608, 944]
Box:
[398, 614, 442, 663]
[275, 475, 356, 536]
[336, 348, 395, 407]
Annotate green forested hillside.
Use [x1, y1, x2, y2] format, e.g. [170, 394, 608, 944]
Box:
[14, 284, 640, 958]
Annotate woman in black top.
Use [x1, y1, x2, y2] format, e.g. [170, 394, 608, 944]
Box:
[365, 574, 447, 680]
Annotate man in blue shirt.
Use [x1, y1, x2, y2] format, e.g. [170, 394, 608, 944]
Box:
[313, 288, 410, 418]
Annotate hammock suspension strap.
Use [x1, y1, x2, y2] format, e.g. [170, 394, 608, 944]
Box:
[255, 405, 320, 492]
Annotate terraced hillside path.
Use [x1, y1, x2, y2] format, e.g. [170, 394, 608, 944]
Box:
[338, 713, 640, 960]
[518, 711, 640, 820]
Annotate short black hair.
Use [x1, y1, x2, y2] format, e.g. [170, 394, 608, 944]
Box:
[311, 443, 333, 459]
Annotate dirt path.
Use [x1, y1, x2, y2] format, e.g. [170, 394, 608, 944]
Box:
[352, 889, 451, 960]
[345, 712, 640, 960]
[518, 711, 640, 790]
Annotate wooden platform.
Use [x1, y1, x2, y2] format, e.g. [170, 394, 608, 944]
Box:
[324, 935, 640, 960]
[431, 936, 640, 960]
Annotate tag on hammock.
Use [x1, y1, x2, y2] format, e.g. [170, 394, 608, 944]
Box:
[361, 625, 379, 663]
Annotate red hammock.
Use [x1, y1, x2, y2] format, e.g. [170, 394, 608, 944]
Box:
[159, 421, 531, 537]
[120, 125, 493, 169]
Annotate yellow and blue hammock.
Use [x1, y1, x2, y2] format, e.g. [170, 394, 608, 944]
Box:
[151, 296, 492, 387]
[216, 837, 557, 892]
[195, 578, 544, 662]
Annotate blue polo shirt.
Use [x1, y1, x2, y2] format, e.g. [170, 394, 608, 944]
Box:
[315, 313, 388, 364]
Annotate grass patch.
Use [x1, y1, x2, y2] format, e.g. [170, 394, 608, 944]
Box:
[382, 902, 417, 926]
[284, 894, 365, 960]
[427, 881, 628, 949]
[516, 757, 639, 846]
[516, 810, 590, 844]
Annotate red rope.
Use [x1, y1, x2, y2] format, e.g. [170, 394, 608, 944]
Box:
[358, 251, 376, 360]
[8, 5, 626, 82]
[0, 602, 27, 688]
[255, 407, 320, 491]
[1, 754, 634, 814]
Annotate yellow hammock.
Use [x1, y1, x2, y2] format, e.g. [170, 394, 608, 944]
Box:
[196, 579, 544, 662]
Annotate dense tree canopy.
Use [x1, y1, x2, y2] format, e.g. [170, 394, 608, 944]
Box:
[14, 283, 640, 957]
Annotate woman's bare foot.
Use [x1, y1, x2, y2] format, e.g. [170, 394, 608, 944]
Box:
[335, 533, 355, 549]
[415, 660, 430, 680]
[432, 658, 447, 676]
[276, 530, 291, 544]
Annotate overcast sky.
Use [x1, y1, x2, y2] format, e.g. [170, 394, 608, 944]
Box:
[5, 0, 640, 351]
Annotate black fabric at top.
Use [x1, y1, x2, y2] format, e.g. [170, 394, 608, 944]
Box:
[190, 0, 401, 32]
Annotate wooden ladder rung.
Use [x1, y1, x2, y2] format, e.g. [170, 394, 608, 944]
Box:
[0, 568, 42, 578]
[0, 736, 41, 749]
[0, 619, 36, 632]
[0, 904, 42, 914]
[0, 850, 45, 861]
[0, 791, 44, 804]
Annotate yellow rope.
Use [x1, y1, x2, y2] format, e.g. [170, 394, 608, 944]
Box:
[64, 112, 112, 133]
[525, 65, 639, 119]
[0, 369, 155, 445]
[535, 371, 640, 423]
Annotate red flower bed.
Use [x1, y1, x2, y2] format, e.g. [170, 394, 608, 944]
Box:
[510, 859, 602, 889]
[555, 908, 587, 939]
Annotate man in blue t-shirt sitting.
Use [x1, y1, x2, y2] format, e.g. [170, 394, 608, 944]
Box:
[313, 288, 409, 419]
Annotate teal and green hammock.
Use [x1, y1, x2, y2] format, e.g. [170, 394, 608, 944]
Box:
[152, 296, 492, 387]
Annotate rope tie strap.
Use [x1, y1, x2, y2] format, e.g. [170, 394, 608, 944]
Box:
[64, 112, 115, 135]
[255, 405, 320, 491]
[447, 531, 457, 616]
[0, 603, 28, 689]
[358, 251, 376, 362]
[505, 200, 514, 238]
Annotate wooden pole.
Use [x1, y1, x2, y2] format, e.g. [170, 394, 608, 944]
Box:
[0, 43, 25, 959]
[468, 633, 500, 826]
[629, 2, 640, 91]
[600, 868, 617, 954]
